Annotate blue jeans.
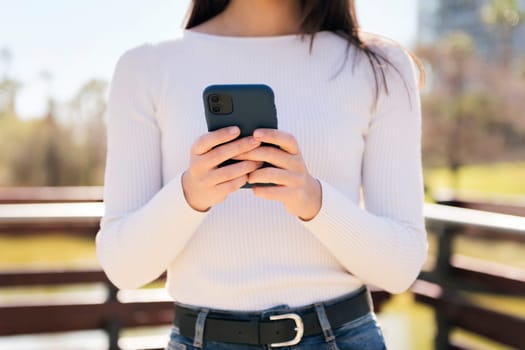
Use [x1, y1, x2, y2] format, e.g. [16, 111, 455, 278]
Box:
[166, 292, 387, 350]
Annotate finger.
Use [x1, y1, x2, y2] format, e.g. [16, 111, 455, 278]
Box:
[211, 161, 263, 184]
[204, 136, 260, 167]
[252, 185, 290, 202]
[253, 129, 300, 155]
[191, 126, 240, 155]
[232, 146, 303, 171]
[215, 174, 249, 195]
[248, 167, 301, 187]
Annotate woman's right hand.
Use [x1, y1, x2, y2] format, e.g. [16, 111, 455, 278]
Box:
[182, 126, 263, 212]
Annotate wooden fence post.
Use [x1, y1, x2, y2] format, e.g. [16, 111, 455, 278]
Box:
[105, 283, 121, 350]
[106, 319, 121, 350]
[433, 223, 457, 350]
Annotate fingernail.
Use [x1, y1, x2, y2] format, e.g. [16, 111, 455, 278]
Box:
[254, 130, 264, 138]
[229, 126, 239, 134]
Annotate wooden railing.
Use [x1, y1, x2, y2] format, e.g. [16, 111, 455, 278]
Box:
[420, 203, 525, 349]
[0, 200, 390, 349]
[0, 186, 104, 204]
[0, 188, 524, 350]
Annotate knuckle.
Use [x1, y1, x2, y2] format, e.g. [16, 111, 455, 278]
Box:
[190, 140, 202, 155]
[288, 173, 303, 187]
[187, 166, 199, 178]
[188, 162, 205, 178]
[192, 157, 208, 173]
[262, 167, 274, 177]
[247, 161, 260, 171]
[192, 134, 213, 154]
[231, 176, 245, 191]
[292, 158, 304, 171]
[224, 165, 239, 179]
[242, 137, 259, 149]
[215, 146, 231, 161]
[216, 141, 236, 157]
[283, 137, 297, 150]
[295, 173, 307, 187]
[251, 162, 263, 171]
[239, 161, 251, 171]
[266, 147, 279, 158]
[219, 163, 245, 181]
[233, 141, 246, 154]
[214, 167, 231, 182]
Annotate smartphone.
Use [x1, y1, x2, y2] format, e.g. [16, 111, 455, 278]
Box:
[203, 84, 278, 188]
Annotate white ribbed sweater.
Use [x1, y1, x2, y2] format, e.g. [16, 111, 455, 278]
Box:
[95, 29, 428, 311]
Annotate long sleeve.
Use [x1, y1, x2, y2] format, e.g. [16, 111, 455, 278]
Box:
[95, 31, 429, 309]
[300, 43, 428, 294]
[95, 44, 208, 290]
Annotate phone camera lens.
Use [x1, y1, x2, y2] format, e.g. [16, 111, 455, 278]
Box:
[210, 94, 219, 103]
[212, 106, 221, 113]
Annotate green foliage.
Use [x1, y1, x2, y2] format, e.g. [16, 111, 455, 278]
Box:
[0, 79, 107, 186]
[481, 0, 525, 67]
[482, 0, 524, 27]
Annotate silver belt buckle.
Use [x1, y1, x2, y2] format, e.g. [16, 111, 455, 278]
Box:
[268, 313, 304, 347]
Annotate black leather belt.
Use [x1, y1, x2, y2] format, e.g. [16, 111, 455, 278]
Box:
[173, 287, 372, 347]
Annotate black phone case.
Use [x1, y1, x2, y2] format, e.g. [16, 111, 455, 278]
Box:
[203, 84, 278, 188]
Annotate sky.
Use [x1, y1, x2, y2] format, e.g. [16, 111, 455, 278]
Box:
[0, 0, 418, 119]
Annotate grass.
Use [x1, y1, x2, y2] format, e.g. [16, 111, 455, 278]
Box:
[0, 233, 97, 270]
[424, 161, 525, 199]
[379, 292, 435, 349]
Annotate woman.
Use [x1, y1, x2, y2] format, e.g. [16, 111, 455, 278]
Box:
[96, 0, 428, 349]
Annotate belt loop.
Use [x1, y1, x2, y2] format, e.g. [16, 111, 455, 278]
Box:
[193, 308, 209, 349]
[314, 303, 341, 350]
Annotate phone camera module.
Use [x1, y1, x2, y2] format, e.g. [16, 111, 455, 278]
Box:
[207, 92, 233, 114]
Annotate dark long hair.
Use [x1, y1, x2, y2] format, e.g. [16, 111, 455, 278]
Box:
[184, 0, 425, 110]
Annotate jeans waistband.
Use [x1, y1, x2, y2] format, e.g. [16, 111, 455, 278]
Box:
[172, 286, 373, 348]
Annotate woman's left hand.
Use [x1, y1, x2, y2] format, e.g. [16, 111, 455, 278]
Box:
[232, 129, 322, 221]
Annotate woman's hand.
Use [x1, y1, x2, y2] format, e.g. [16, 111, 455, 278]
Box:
[233, 129, 322, 221]
[182, 126, 263, 212]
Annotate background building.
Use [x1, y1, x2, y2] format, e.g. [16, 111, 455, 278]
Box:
[417, 0, 525, 62]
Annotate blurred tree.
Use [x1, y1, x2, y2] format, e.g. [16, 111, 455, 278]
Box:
[417, 30, 525, 190]
[0, 103, 27, 184]
[481, 0, 524, 66]
[418, 32, 475, 189]
[8, 99, 83, 186]
[0, 47, 20, 118]
[0, 77, 108, 186]
[65, 79, 108, 185]
[520, 57, 525, 78]
[0, 47, 12, 79]
[0, 47, 111, 186]
[0, 78, 20, 118]
[43, 100, 61, 186]
[67, 79, 107, 142]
